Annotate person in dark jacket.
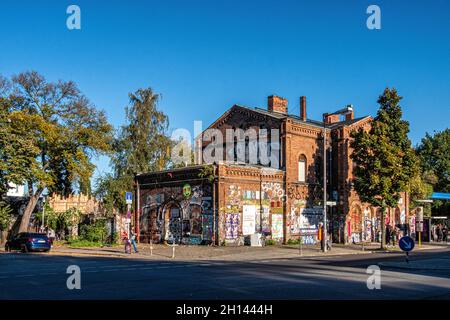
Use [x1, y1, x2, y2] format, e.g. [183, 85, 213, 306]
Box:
[385, 225, 391, 245]
[391, 227, 398, 246]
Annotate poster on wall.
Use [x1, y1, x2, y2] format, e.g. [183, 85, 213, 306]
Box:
[299, 208, 322, 234]
[225, 213, 239, 239]
[242, 205, 256, 235]
[271, 213, 283, 239]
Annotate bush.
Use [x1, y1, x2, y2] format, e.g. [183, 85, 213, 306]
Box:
[287, 239, 300, 245]
[265, 239, 276, 246]
[79, 220, 108, 243]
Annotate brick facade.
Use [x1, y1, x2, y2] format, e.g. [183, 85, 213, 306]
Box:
[135, 95, 410, 245]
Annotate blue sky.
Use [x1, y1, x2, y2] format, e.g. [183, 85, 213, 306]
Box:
[1, 0, 449, 180]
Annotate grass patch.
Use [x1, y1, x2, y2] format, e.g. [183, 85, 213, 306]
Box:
[66, 239, 104, 247]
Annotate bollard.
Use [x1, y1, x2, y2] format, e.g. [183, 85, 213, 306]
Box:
[150, 240, 153, 256]
[172, 245, 175, 259]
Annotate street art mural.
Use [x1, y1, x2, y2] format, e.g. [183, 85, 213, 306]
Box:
[139, 183, 213, 244]
[271, 213, 283, 239]
[289, 199, 306, 235]
[262, 182, 284, 201]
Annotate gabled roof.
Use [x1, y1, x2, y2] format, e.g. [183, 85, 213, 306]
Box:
[201, 103, 371, 135]
[325, 116, 371, 129]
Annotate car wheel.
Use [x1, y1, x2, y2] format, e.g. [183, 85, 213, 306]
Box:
[21, 245, 28, 253]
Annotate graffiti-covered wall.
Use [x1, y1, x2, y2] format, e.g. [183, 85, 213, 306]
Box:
[218, 164, 285, 245]
[136, 168, 214, 245]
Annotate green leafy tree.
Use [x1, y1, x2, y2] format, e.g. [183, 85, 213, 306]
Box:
[95, 173, 132, 216]
[350, 88, 418, 249]
[96, 88, 171, 213]
[112, 88, 172, 176]
[416, 129, 450, 215]
[0, 201, 12, 231]
[0, 71, 113, 233]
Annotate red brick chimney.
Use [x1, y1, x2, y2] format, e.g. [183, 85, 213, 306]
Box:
[323, 113, 340, 124]
[300, 96, 307, 121]
[345, 106, 354, 121]
[268, 95, 288, 114]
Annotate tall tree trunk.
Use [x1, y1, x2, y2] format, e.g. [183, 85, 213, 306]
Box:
[18, 187, 43, 233]
[380, 206, 386, 250]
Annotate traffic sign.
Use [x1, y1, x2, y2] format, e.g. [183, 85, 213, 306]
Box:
[326, 201, 337, 206]
[399, 236, 415, 252]
[417, 221, 424, 232]
[416, 207, 424, 222]
[125, 192, 133, 204]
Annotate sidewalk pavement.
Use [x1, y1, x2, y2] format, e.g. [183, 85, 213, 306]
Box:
[1, 241, 446, 261]
[37, 241, 448, 261]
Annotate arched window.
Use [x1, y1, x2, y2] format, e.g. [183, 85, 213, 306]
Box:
[298, 155, 307, 182]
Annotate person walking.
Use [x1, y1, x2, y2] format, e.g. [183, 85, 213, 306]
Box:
[443, 225, 448, 242]
[130, 231, 139, 253]
[123, 231, 131, 254]
[437, 224, 443, 242]
[390, 226, 397, 246]
[385, 225, 391, 246]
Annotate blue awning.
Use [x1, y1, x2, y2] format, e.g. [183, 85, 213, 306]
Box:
[431, 192, 450, 200]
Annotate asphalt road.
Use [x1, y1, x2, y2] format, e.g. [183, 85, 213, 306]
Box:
[1, 248, 450, 299]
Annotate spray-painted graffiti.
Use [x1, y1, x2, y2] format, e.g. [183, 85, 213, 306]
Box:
[140, 183, 212, 244]
[262, 182, 284, 201]
[261, 206, 270, 233]
[301, 235, 316, 244]
[290, 200, 306, 235]
[227, 185, 242, 206]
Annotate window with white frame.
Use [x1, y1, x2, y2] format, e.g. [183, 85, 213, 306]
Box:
[298, 155, 306, 182]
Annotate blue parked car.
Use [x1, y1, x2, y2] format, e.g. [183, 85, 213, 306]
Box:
[5, 232, 51, 253]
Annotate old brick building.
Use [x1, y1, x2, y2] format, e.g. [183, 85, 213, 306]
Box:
[135, 95, 409, 245]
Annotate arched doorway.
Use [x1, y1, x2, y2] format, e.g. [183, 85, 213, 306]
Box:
[394, 207, 401, 227]
[161, 201, 183, 244]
